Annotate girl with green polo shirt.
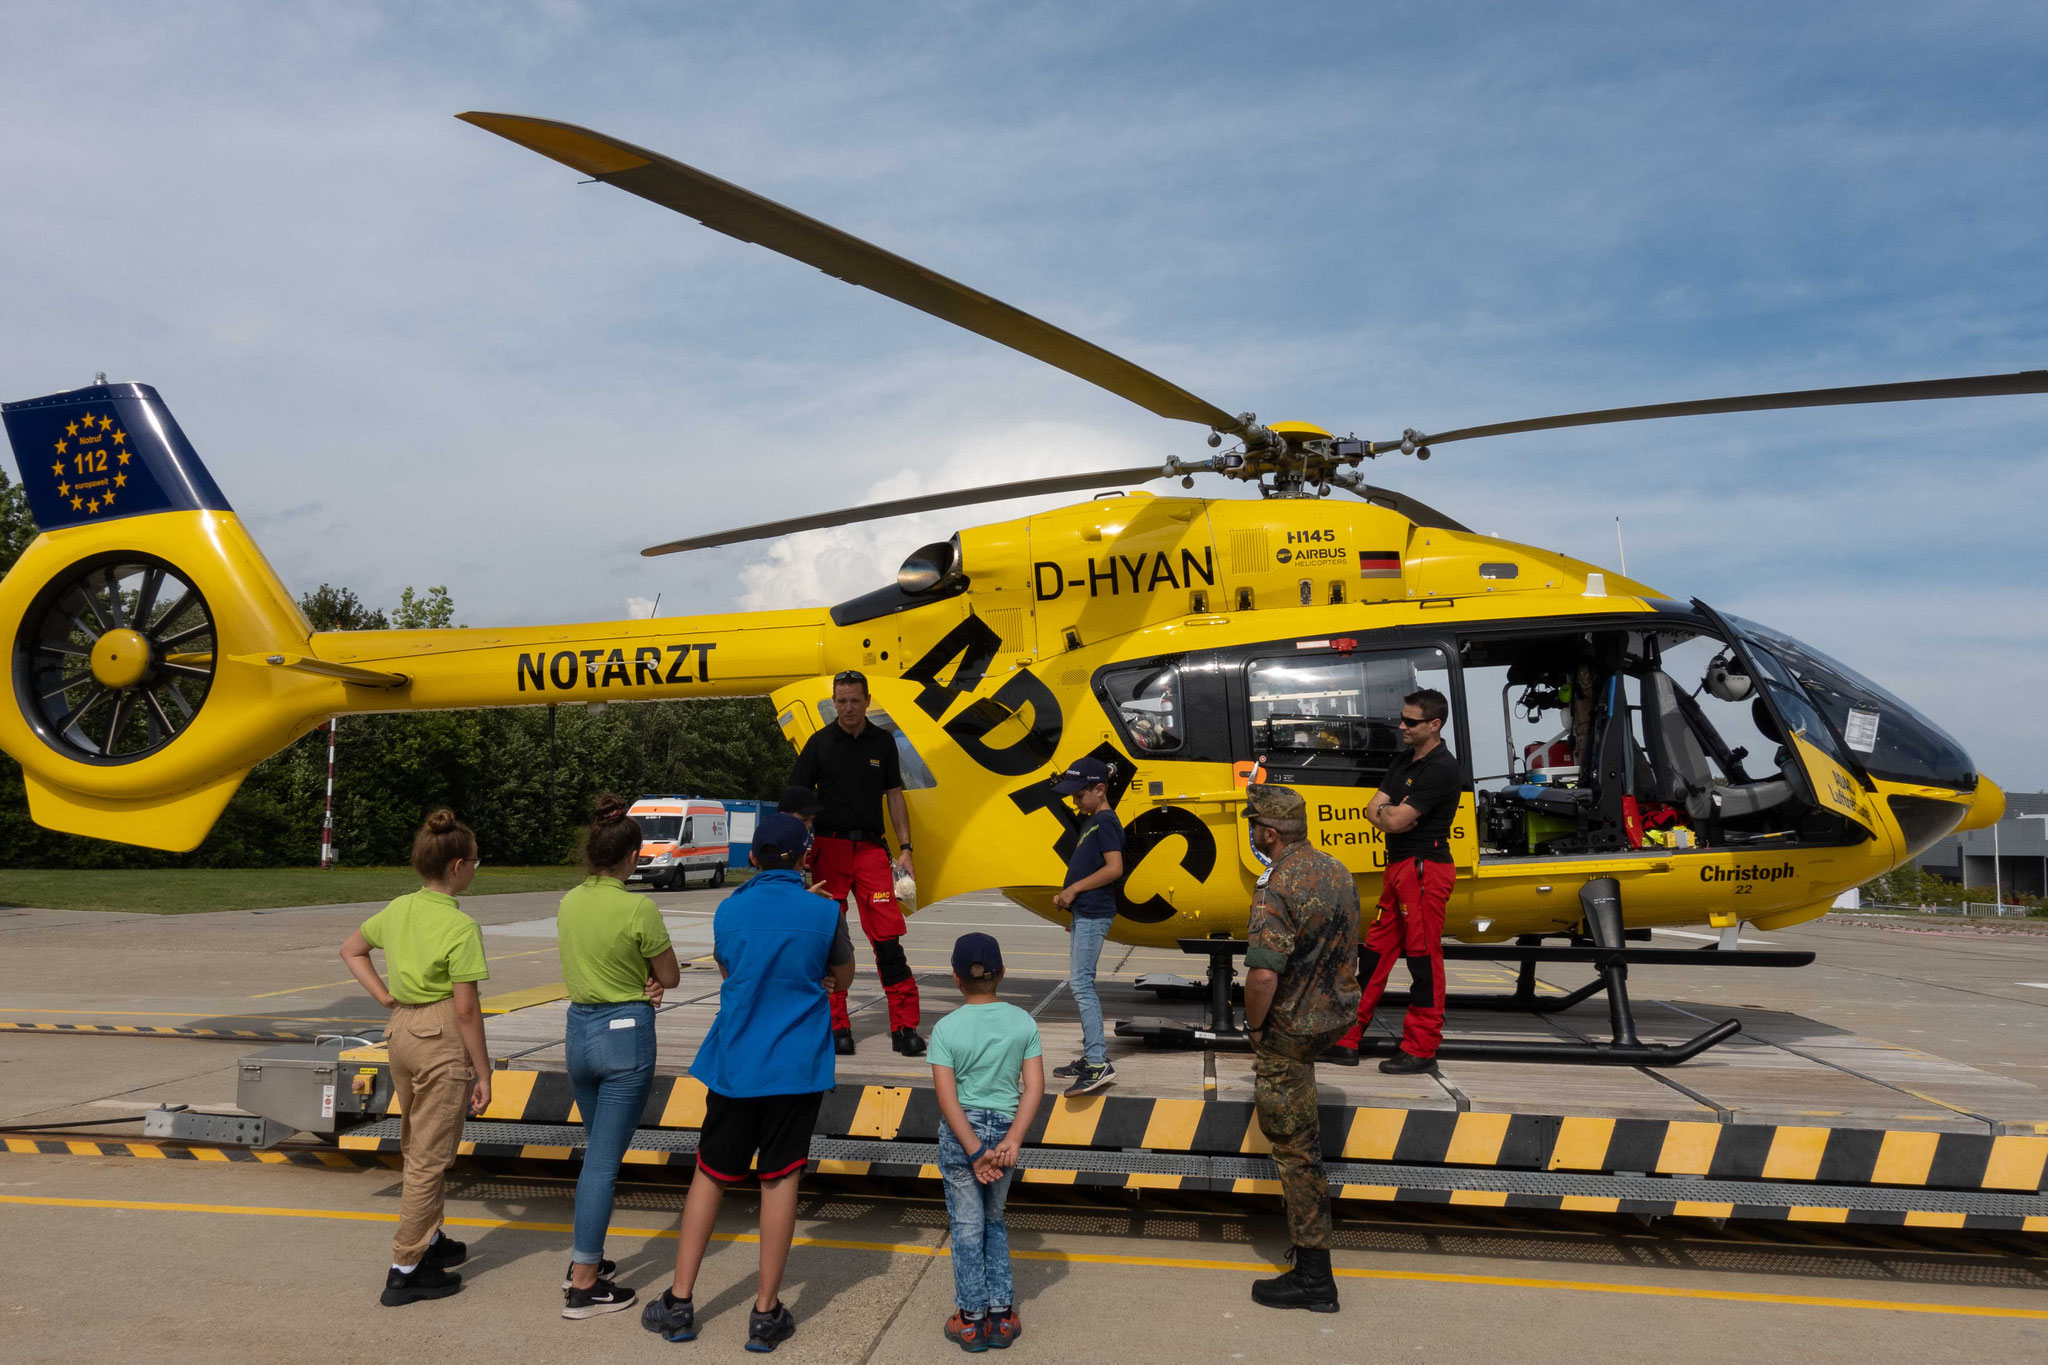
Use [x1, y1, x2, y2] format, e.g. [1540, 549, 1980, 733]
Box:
[556, 795, 682, 1321]
[338, 809, 492, 1308]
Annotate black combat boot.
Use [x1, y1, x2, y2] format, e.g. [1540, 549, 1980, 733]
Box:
[1251, 1246, 1338, 1313]
[833, 1028, 857, 1056]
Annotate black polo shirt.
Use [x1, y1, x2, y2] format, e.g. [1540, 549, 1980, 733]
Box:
[1377, 742, 1461, 863]
[789, 719, 904, 842]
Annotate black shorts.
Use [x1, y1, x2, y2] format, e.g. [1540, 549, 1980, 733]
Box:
[695, 1090, 824, 1183]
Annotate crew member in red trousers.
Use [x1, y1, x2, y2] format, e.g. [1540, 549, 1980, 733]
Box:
[1333, 687, 1461, 1074]
[789, 669, 925, 1056]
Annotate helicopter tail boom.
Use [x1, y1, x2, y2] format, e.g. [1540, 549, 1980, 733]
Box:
[0, 381, 831, 850]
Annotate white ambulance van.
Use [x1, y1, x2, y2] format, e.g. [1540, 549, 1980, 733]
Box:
[625, 796, 730, 891]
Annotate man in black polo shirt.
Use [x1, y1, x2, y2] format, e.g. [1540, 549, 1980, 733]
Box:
[1332, 687, 1461, 1073]
[788, 670, 924, 1056]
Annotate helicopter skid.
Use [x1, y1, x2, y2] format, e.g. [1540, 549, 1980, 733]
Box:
[1114, 1014, 1742, 1066]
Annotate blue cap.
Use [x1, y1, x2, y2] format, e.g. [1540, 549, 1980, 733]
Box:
[951, 932, 1004, 979]
[1051, 755, 1116, 795]
[752, 813, 812, 860]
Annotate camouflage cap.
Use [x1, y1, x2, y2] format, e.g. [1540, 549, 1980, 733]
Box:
[1245, 782, 1307, 824]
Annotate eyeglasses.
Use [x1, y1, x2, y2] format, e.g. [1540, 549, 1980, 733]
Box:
[1396, 715, 1432, 728]
[833, 670, 867, 686]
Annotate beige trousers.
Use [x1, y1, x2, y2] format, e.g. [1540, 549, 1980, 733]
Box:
[387, 998, 473, 1264]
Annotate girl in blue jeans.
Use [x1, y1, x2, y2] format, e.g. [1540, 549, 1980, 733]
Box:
[929, 933, 1046, 1352]
[555, 795, 681, 1319]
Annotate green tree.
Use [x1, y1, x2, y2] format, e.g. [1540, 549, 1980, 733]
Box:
[392, 585, 455, 629]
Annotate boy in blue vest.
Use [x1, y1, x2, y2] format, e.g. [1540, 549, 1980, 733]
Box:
[642, 814, 854, 1353]
[930, 933, 1045, 1352]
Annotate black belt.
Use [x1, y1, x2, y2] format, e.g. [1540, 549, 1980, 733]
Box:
[818, 827, 885, 845]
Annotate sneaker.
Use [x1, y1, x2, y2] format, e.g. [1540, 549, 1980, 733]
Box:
[380, 1261, 462, 1306]
[985, 1308, 1021, 1349]
[561, 1258, 615, 1290]
[1378, 1050, 1439, 1075]
[563, 1276, 637, 1320]
[1064, 1061, 1116, 1097]
[746, 1300, 796, 1353]
[945, 1311, 990, 1353]
[891, 1027, 927, 1056]
[641, 1289, 697, 1342]
[421, 1231, 468, 1269]
[1050, 1056, 1086, 1079]
[834, 1027, 857, 1056]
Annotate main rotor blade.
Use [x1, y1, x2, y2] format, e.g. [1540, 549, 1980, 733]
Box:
[642, 465, 1169, 556]
[1406, 369, 2048, 448]
[461, 112, 1246, 436]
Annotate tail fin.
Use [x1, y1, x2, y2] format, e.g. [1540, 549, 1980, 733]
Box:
[2, 381, 319, 851]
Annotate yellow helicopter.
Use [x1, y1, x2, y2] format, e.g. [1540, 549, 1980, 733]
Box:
[0, 112, 2030, 989]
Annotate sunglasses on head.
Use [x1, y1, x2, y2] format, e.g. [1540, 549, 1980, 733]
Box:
[834, 670, 867, 686]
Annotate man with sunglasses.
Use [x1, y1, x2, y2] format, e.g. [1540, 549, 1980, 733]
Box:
[1331, 688, 1460, 1073]
[788, 670, 925, 1056]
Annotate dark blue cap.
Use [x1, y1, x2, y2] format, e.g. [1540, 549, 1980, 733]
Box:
[752, 813, 812, 859]
[951, 932, 1004, 979]
[1051, 755, 1116, 795]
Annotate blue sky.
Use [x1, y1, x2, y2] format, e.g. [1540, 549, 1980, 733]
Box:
[2, 2, 2044, 784]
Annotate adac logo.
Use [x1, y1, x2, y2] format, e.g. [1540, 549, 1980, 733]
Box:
[1276, 546, 1293, 564]
[48, 410, 132, 518]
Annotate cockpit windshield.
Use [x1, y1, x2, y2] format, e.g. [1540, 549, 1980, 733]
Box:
[1728, 615, 1976, 790]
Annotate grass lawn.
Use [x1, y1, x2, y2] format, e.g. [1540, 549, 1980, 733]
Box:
[0, 865, 598, 915]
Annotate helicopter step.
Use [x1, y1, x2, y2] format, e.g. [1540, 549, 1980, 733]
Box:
[1117, 880, 1813, 1066]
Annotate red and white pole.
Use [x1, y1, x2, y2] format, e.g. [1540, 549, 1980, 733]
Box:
[319, 717, 337, 869]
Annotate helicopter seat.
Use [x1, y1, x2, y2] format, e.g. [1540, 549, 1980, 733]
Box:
[1643, 670, 1795, 820]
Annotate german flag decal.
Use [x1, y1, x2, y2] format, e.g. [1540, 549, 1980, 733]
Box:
[1358, 549, 1401, 579]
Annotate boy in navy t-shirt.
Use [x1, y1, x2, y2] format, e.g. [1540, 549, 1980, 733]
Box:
[642, 815, 853, 1354]
[1049, 757, 1124, 1096]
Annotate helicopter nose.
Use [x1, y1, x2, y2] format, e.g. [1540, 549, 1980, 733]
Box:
[1955, 776, 2006, 832]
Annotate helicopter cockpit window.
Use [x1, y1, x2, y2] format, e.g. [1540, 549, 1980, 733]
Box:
[811, 702, 938, 789]
[1729, 615, 1975, 790]
[1463, 625, 1863, 861]
[1102, 664, 1183, 754]
[1246, 646, 1455, 785]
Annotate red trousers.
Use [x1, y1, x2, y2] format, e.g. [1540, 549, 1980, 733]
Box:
[811, 836, 919, 1032]
[1340, 856, 1456, 1059]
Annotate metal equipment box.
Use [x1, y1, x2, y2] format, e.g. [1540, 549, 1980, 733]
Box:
[236, 1042, 390, 1136]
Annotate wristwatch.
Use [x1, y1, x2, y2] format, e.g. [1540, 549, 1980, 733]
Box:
[898, 843, 913, 852]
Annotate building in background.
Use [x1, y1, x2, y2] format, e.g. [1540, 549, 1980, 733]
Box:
[1914, 791, 2048, 900]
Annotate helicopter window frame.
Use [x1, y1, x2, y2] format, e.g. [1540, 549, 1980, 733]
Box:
[1094, 654, 1232, 765]
[1239, 639, 1463, 789]
[810, 701, 939, 789]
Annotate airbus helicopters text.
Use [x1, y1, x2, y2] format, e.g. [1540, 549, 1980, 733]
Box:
[1, 113, 2031, 954]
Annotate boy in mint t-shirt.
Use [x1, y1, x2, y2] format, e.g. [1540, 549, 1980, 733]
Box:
[928, 933, 1045, 1353]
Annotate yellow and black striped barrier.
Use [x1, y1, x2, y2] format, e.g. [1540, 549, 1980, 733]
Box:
[347, 1071, 2048, 1196]
[1, 1021, 348, 1043]
[2, 1136, 395, 1168]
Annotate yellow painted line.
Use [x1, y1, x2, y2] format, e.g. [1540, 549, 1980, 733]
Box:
[1786, 1206, 1850, 1224]
[1448, 1190, 1509, 1207]
[253, 948, 561, 999]
[657, 1078, 709, 1129]
[8, 1194, 2048, 1320]
[1560, 1196, 1621, 1213]
[479, 982, 571, 1014]
[1672, 1201, 1735, 1219]
[1903, 1211, 1968, 1229]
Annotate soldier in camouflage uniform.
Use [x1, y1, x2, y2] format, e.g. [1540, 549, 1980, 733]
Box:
[1241, 783, 1360, 1313]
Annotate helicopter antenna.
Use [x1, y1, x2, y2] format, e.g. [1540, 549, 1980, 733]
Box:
[1614, 517, 1627, 576]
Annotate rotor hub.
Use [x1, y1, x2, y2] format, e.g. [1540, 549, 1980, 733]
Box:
[90, 628, 152, 690]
